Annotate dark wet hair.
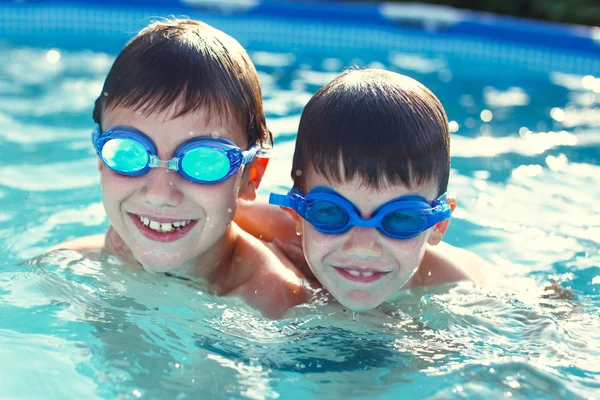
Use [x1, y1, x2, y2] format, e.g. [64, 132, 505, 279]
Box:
[291, 68, 450, 196]
[93, 19, 272, 146]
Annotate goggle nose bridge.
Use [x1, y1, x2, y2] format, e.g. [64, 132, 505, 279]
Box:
[347, 215, 381, 229]
[148, 154, 180, 171]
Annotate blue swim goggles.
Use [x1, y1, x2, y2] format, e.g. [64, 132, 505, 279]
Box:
[269, 186, 451, 239]
[92, 125, 267, 184]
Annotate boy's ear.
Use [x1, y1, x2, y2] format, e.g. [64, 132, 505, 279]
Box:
[239, 157, 269, 201]
[97, 158, 104, 172]
[427, 195, 457, 245]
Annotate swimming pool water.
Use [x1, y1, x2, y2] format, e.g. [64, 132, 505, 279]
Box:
[0, 2, 599, 399]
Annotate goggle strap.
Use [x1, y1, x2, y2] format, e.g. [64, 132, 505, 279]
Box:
[91, 126, 100, 145]
[255, 148, 272, 158]
[431, 193, 445, 207]
[269, 191, 308, 216]
[242, 146, 272, 164]
[430, 194, 447, 215]
[427, 203, 452, 227]
[269, 192, 292, 208]
[242, 145, 259, 164]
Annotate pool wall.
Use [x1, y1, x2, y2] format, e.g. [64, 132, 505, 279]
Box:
[1, 0, 599, 75]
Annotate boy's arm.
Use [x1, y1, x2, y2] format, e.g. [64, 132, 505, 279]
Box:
[413, 242, 495, 287]
[49, 234, 105, 252]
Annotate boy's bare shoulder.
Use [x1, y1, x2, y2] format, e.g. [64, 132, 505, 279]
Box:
[49, 234, 106, 253]
[411, 242, 492, 288]
[230, 227, 311, 318]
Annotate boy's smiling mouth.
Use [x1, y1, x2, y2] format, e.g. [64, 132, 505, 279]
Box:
[128, 213, 198, 243]
[331, 265, 393, 284]
[137, 215, 191, 233]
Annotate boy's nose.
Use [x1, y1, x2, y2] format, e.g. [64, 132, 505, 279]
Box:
[139, 168, 184, 207]
[342, 226, 383, 257]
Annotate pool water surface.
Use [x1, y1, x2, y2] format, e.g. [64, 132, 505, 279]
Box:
[0, 2, 599, 399]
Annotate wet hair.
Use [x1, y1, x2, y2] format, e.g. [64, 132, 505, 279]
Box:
[291, 68, 450, 196]
[93, 19, 272, 146]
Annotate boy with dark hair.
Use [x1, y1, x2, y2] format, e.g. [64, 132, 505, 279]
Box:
[55, 19, 310, 318]
[237, 68, 488, 312]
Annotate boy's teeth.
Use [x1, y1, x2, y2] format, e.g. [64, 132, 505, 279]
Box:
[138, 216, 190, 233]
[149, 220, 160, 230]
[344, 268, 379, 277]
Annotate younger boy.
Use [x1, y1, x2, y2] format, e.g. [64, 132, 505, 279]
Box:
[236, 68, 489, 312]
[54, 19, 310, 318]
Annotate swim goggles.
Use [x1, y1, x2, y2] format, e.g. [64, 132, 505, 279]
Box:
[269, 186, 451, 239]
[92, 125, 267, 184]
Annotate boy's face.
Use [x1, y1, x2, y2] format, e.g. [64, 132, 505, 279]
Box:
[100, 105, 254, 272]
[299, 168, 445, 311]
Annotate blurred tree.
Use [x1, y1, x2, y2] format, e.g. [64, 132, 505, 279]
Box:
[358, 0, 600, 26]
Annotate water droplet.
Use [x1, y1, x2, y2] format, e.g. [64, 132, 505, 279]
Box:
[352, 311, 359, 321]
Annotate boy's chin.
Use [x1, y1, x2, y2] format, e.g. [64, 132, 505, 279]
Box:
[140, 263, 178, 274]
[334, 290, 387, 312]
[133, 249, 186, 273]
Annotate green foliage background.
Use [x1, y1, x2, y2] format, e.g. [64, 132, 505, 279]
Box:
[360, 0, 600, 27]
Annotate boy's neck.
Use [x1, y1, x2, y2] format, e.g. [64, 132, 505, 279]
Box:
[104, 225, 242, 292]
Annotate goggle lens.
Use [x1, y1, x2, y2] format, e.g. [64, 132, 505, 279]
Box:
[382, 210, 426, 237]
[181, 147, 231, 182]
[102, 138, 148, 173]
[307, 200, 349, 231]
